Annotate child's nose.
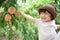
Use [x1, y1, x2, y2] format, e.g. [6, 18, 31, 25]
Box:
[42, 14, 45, 17]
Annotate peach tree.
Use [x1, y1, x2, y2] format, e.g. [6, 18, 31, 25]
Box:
[0, 0, 38, 40]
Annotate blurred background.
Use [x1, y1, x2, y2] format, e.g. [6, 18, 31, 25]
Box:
[0, 0, 60, 40]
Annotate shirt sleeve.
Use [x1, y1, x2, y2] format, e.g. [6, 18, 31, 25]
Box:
[48, 20, 57, 29]
[53, 20, 57, 29]
[47, 25, 57, 29]
[34, 18, 40, 25]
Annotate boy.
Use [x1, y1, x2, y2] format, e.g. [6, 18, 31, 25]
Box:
[16, 4, 59, 40]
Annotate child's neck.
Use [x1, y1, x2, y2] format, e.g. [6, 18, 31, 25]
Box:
[41, 19, 51, 22]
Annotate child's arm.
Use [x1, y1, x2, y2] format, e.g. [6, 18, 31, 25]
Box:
[57, 25, 60, 28]
[16, 10, 36, 23]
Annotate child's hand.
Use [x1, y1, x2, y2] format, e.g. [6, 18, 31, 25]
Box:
[57, 25, 60, 28]
[16, 10, 23, 16]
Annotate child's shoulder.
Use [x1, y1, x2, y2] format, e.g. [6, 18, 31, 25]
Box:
[34, 18, 41, 24]
[47, 20, 57, 29]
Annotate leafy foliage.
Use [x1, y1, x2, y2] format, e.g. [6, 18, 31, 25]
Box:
[55, 0, 60, 24]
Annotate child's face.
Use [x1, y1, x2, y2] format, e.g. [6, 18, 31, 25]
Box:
[40, 11, 51, 22]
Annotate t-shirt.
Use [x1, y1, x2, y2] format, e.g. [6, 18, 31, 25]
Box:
[54, 31, 60, 40]
[35, 18, 57, 40]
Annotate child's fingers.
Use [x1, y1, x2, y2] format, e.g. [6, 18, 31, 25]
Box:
[16, 10, 22, 16]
